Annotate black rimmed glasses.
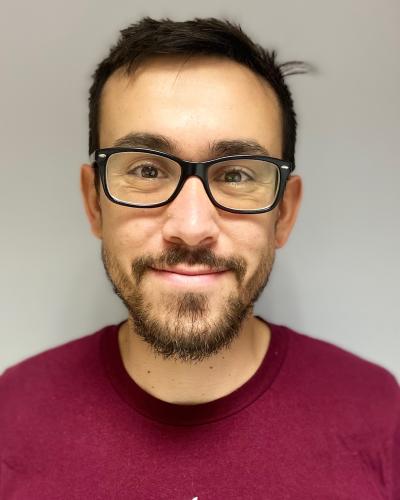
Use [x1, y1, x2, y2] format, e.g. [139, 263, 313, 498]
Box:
[90, 147, 294, 214]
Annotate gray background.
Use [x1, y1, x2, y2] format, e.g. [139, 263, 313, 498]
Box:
[1, 0, 399, 380]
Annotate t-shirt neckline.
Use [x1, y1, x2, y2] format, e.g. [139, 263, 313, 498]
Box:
[101, 316, 289, 426]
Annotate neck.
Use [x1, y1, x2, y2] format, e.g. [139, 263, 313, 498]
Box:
[118, 315, 271, 405]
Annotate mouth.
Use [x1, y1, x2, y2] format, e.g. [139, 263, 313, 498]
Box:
[149, 266, 229, 286]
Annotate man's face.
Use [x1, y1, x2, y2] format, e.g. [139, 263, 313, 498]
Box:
[82, 55, 300, 363]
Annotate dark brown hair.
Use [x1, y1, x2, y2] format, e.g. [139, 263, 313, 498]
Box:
[89, 17, 306, 170]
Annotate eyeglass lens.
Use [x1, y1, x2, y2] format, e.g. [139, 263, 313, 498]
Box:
[105, 151, 280, 210]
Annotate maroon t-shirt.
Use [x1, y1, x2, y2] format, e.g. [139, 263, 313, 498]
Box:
[1, 318, 399, 499]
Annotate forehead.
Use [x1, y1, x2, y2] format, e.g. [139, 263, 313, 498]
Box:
[99, 55, 283, 159]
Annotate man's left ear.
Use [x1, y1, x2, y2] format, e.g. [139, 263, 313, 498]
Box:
[274, 175, 303, 248]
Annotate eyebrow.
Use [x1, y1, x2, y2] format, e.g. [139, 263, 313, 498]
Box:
[112, 132, 272, 158]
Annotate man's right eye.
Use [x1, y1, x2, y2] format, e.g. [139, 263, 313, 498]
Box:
[128, 164, 164, 178]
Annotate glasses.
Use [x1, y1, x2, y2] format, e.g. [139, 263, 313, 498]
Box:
[90, 147, 294, 214]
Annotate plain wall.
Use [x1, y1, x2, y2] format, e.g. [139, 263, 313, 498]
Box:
[1, 0, 399, 380]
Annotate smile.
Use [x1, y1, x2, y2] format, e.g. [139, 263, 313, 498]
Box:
[149, 267, 229, 286]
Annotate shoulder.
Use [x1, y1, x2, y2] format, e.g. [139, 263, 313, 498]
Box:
[0, 324, 120, 456]
[275, 322, 400, 431]
[284, 324, 398, 389]
[0, 323, 117, 406]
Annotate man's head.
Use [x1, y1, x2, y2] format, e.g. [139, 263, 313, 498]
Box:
[81, 17, 303, 363]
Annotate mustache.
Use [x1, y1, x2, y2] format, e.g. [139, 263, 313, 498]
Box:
[132, 245, 247, 284]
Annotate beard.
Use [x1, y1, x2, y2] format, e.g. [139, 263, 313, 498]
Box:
[101, 242, 275, 363]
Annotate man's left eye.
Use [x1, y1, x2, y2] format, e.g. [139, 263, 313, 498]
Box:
[221, 169, 253, 183]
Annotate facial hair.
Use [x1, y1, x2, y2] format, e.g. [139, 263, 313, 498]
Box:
[101, 243, 275, 363]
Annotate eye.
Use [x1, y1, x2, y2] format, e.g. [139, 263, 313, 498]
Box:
[218, 168, 254, 183]
[128, 163, 165, 178]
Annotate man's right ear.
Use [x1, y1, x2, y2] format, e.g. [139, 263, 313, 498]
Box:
[80, 164, 103, 239]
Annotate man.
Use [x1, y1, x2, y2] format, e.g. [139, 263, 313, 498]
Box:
[0, 17, 399, 499]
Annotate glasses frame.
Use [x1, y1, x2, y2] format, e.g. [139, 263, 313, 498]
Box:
[90, 147, 294, 214]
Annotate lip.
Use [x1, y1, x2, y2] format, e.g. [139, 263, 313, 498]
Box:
[151, 266, 228, 275]
[149, 266, 229, 286]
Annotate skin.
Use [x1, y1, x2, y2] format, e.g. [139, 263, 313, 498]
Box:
[80, 55, 302, 404]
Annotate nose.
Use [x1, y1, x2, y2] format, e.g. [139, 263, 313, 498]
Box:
[162, 176, 220, 247]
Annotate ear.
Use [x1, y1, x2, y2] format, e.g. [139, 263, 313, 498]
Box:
[80, 163, 103, 239]
[274, 175, 302, 248]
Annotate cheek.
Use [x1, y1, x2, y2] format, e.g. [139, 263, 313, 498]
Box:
[232, 215, 273, 249]
[227, 218, 274, 273]
[100, 205, 161, 268]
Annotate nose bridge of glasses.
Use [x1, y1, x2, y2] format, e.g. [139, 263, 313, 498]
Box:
[173, 159, 205, 188]
[172, 160, 213, 202]
[180, 159, 207, 180]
